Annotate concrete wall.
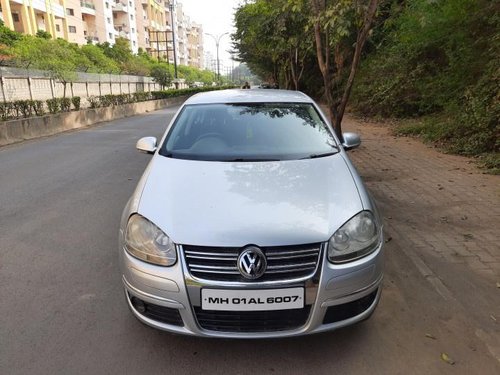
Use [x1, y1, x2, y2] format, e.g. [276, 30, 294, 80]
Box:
[0, 96, 188, 146]
[0, 67, 174, 103]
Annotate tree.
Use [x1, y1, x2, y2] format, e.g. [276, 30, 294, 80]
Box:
[81, 44, 120, 73]
[36, 30, 51, 39]
[100, 37, 132, 64]
[12, 37, 81, 97]
[0, 24, 22, 46]
[233, 0, 380, 138]
[306, 0, 379, 138]
[233, 1, 317, 90]
[151, 64, 173, 89]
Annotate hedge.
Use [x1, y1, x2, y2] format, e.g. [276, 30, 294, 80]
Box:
[151, 85, 236, 99]
[0, 86, 237, 121]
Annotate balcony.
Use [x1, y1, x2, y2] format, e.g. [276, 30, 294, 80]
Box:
[32, 0, 47, 12]
[112, 2, 129, 13]
[115, 24, 130, 39]
[117, 23, 129, 31]
[80, 1, 96, 16]
[51, 3, 65, 18]
[116, 30, 130, 39]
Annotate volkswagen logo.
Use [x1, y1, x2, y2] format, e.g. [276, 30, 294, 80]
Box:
[237, 246, 267, 280]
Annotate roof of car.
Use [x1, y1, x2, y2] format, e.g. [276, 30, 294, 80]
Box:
[184, 89, 314, 105]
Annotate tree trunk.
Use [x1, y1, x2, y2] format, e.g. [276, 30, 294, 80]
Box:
[335, 0, 379, 133]
[310, 0, 341, 137]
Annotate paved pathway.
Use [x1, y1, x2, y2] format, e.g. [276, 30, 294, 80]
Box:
[343, 116, 500, 279]
[344, 115, 500, 370]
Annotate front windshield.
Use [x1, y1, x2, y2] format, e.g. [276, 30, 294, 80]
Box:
[160, 103, 338, 161]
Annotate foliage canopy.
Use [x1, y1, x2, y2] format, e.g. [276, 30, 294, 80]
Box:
[0, 26, 218, 87]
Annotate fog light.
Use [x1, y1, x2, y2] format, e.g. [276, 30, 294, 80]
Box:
[131, 296, 147, 314]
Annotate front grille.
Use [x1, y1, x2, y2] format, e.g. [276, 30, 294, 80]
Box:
[183, 243, 322, 282]
[194, 306, 311, 332]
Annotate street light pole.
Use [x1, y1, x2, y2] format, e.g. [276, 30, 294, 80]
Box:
[169, 1, 178, 86]
[205, 32, 229, 82]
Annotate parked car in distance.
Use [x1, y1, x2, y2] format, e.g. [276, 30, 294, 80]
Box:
[119, 89, 384, 338]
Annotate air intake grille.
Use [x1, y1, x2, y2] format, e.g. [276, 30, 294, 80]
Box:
[183, 244, 322, 282]
[194, 306, 311, 332]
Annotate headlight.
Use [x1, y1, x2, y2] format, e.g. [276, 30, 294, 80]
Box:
[328, 211, 381, 263]
[124, 214, 177, 266]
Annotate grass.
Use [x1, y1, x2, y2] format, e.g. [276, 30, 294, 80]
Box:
[392, 116, 500, 174]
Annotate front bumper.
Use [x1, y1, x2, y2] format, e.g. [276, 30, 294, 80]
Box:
[119, 243, 384, 338]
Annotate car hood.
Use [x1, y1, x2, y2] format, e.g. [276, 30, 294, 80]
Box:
[137, 154, 363, 247]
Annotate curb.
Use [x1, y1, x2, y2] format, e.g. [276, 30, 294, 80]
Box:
[0, 96, 188, 147]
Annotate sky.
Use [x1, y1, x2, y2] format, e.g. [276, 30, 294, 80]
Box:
[178, 0, 244, 71]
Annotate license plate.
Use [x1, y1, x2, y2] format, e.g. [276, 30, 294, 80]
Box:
[201, 288, 304, 311]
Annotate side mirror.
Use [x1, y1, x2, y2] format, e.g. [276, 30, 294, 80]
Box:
[342, 132, 361, 151]
[136, 136, 157, 154]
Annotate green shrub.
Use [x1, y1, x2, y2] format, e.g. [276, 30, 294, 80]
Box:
[114, 94, 130, 105]
[151, 86, 236, 100]
[99, 94, 115, 107]
[71, 96, 81, 111]
[46, 98, 60, 114]
[133, 91, 151, 102]
[0, 86, 236, 122]
[351, 0, 499, 162]
[88, 96, 100, 109]
[60, 97, 71, 112]
[11, 100, 22, 118]
[32, 100, 45, 116]
[0, 102, 13, 120]
[478, 153, 500, 175]
[16, 100, 33, 118]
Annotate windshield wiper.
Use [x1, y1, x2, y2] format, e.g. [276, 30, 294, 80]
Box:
[300, 151, 337, 160]
[224, 158, 281, 162]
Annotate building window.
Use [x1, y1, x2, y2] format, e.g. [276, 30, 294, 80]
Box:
[129, 1, 132, 6]
[130, 14, 134, 20]
[84, 30, 87, 36]
[109, 33, 113, 39]
[68, 25, 77, 33]
[12, 13, 20, 22]
[113, 13, 117, 19]
[66, 8, 74, 16]
[105, 2, 109, 8]
[56, 24, 60, 32]
[107, 17, 111, 24]
[131, 28, 135, 34]
[133, 41, 136, 46]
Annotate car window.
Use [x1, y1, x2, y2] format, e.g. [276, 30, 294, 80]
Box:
[160, 103, 338, 161]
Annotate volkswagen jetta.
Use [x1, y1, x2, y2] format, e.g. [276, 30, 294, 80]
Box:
[119, 89, 384, 338]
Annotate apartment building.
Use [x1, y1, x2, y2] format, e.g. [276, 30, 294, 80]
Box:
[0, 0, 204, 68]
[187, 22, 202, 68]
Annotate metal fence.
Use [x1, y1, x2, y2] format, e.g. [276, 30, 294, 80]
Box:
[0, 66, 164, 102]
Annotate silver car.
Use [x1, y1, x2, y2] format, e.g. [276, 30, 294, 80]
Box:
[119, 89, 384, 338]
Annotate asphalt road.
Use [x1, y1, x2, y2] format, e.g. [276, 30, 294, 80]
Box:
[0, 108, 499, 374]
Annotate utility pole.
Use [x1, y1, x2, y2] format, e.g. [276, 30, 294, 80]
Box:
[169, 1, 178, 86]
[205, 32, 228, 82]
